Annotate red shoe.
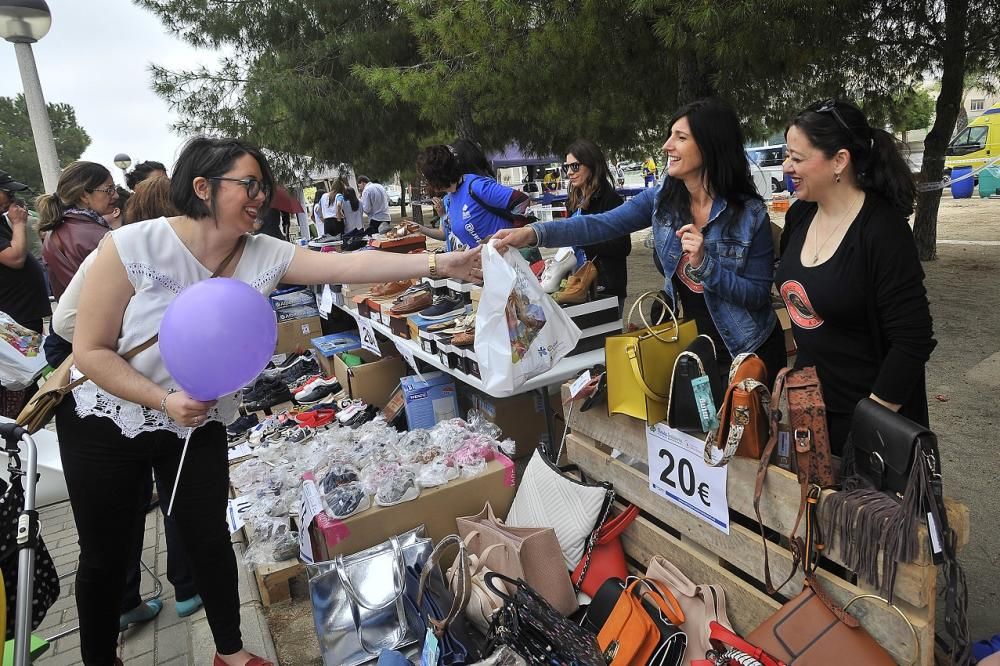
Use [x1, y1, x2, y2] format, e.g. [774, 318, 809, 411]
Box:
[214, 655, 274, 666]
[294, 408, 335, 428]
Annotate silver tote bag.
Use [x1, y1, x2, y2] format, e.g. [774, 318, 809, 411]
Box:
[307, 525, 431, 666]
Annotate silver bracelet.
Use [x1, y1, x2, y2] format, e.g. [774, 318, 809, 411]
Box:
[160, 388, 177, 414]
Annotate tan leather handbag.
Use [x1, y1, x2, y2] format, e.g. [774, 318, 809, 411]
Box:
[747, 577, 910, 665]
[645, 555, 732, 666]
[456, 502, 578, 616]
[704, 353, 770, 466]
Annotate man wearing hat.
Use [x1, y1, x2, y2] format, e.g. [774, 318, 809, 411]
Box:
[0, 170, 50, 334]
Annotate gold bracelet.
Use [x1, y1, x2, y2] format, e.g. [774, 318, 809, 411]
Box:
[160, 388, 176, 414]
[428, 252, 439, 278]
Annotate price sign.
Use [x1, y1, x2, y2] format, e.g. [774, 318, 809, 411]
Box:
[226, 495, 255, 534]
[646, 422, 730, 534]
[319, 285, 334, 315]
[358, 317, 381, 356]
[394, 341, 426, 382]
[569, 370, 591, 398]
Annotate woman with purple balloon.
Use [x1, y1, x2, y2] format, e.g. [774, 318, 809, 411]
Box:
[58, 136, 482, 666]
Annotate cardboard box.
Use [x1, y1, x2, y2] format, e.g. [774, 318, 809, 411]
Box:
[333, 343, 406, 408]
[311, 332, 362, 376]
[400, 371, 460, 430]
[457, 386, 551, 458]
[276, 316, 323, 354]
[352, 295, 372, 320]
[309, 456, 516, 562]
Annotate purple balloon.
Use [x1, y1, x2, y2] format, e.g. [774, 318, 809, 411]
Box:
[159, 278, 277, 401]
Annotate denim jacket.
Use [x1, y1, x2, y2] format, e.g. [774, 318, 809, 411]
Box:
[531, 179, 777, 355]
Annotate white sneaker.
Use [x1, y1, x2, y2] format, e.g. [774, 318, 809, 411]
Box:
[539, 249, 578, 293]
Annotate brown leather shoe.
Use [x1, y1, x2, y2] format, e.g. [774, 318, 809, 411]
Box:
[554, 261, 597, 304]
[370, 280, 412, 298]
[390, 287, 433, 314]
[451, 328, 475, 346]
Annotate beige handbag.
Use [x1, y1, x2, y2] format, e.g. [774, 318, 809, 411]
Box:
[456, 502, 578, 616]
[447, 536, 506, 634]
[646, 555, 733, 666]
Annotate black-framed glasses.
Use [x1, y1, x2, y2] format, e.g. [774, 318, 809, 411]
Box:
[562, 162, 582, 173]
[88, 185, 117, 196]
[811, 99, 852, 134]
[210, 176, 268, 199]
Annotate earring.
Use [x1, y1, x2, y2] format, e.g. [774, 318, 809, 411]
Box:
[835, 173, 841, 183]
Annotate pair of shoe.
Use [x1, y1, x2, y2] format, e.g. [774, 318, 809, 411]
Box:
[243, 379, 292, 412]
[293, 376, 341, 404]
[554, 261, 598, 305]
[451, 329, 475, 346]
[295, 408, 336, 428]
[263, 354, 319, 385]
[539, 248, 577, 293]
[370, 279, 413, 298]
[419, 294, 466, 320]
[389, 284, 434, 315]
[120, 594, 205, 631]
[226, 413, 259, 440]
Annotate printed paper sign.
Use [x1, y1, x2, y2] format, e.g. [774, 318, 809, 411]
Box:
[358, 318, 381, 356]
[227, 443, 253, 461]
[226, 495, 255, 534]
[646, 423, 730, 534]
[395, 341, 425, 382]
[569, 370, 591, 398]
[298, 475, 325, 564]
[319, 285, 334, 315]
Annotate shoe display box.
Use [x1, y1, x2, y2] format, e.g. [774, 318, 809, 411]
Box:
[400, 371, 460, 430]
[421, 277, 450, 298]
[307, 456, 516, 562]
[445, 279, 477, 305]
[310, 332, 362, 377]
[275, 315, 323, 354]
[365, 295, 399, 326]
[368, 235, 426, 253]
[457, 386, 552, 459]
[461, 347, 481, 379]
[352, 295, 373, 320]
[270, 288, 322, 322]
[562, 296, 622, 357]
[406, 314, 441, 355]
[333, 342, 406, 408]
[389, 313, 412, 339]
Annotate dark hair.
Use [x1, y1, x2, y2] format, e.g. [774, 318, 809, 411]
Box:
[658, 98, 762, 227]
[124, 175, 178, 224]
[36, 161, 113, 232]
[565, 139, 615, 213]
[788, 99, 916, 215]
[416, 145, 463, 190]
[313, 187, 326, 206]
[125, 160, 167, 191]
[451, 138, 495, 179]
[344, 187, 360, 212]
[356, 175, 370, 184]
[170, 137, 274, 220]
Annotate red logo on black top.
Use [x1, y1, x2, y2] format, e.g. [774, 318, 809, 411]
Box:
[676, 254, 705, 294]
[780, 280, 823, 329]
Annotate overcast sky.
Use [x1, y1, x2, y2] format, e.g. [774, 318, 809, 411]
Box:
[0, 1, 224, 188]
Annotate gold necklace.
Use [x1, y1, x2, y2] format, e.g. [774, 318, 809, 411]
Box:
[811, 193, 862, 264]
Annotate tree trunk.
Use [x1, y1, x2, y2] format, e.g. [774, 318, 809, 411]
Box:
[399, 179, 408, 218]
[676, 52, 713, 106]
[455, 106, 478, 143]
[913, 0, 969, 261]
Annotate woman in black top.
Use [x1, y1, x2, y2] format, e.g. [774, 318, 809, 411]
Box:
[564, 139, 631, 309]
[776, 99, 935, 453]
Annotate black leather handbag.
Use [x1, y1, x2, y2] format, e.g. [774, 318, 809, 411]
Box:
[667, 334, 723, 432]
[580, 577, 687, 666]
[484, 573, 605, 666]
[849, 397, 939, 496]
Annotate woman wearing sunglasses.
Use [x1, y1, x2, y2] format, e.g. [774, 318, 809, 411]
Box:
[777, 99, 935, 453]
[61, 137, 482, 666]
[495, 98, 786, 383]
[38, 161, 119, 300]
[564, 139, 631, 310]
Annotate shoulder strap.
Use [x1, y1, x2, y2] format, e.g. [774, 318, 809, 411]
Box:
[467, 177, 515, 223]
[66, 234, 247, 389]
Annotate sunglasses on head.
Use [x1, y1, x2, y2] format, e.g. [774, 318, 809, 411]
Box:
[810, 99, 853, 134]
[562, 162, 583, 173]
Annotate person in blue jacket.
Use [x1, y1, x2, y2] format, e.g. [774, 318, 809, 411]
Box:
[494, 98, 786, 382]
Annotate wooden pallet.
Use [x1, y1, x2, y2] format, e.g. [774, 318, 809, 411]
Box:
[563, 387, 970, 666]
[254, 558, 304, 606]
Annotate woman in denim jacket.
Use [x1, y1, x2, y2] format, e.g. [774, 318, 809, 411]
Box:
[495, 98, 785, 382]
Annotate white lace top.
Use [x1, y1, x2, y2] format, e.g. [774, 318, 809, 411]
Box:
[72, 218, 297, 438]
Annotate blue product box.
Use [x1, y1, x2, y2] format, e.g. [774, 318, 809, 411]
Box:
[400, 371, 460, 430]
[311, 332, 363, 375]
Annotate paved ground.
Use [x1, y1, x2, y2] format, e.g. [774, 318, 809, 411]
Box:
[32, 500, 277, 665]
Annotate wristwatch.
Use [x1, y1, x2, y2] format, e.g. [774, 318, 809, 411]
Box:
[428, 252, 439, 278]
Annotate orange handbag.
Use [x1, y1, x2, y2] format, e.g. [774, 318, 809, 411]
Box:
[704, 353, 770, 466]
[597, 577, 685, 665]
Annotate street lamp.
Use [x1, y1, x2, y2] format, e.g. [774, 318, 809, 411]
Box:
[114, 153, 132, 186]
[0, 0, 59, 193]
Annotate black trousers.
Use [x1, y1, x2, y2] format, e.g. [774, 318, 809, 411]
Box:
[366, 218, 390, 235]
[56, 397, 241, 664]
[120, 471, 198, 613]
[323, 217, 344, 237]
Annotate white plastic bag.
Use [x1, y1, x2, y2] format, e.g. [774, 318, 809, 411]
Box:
[474, 242, 581, 396]
[0, 312, 47, 390]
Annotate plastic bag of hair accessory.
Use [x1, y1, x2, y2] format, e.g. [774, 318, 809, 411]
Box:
[418, 456, 460, 487]
[428, 418, 475, 454]
[230, 458, 267, 491]
[359, 460, 403, 495]
[466, 409, 504, 441]
[243, 517, 297, 566]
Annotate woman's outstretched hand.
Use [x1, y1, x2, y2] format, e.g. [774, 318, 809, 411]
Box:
[490, 227, 538, 254]
[437, 246, 484, 283]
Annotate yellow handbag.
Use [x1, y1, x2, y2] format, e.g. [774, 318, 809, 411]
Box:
[606, 292, 698, 425]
